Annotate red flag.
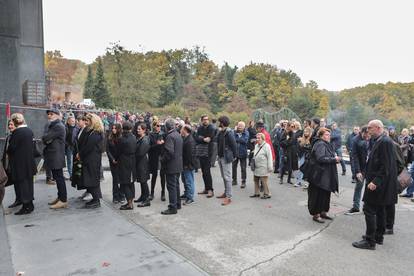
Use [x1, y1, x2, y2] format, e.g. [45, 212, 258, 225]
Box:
[6, 102, 10, 119]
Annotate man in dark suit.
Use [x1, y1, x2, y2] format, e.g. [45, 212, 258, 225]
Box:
[42, 109, 67, 209]
[161, 118, 183, 215]
[352, 120, 398, 250]
[346, 126, 370, 215]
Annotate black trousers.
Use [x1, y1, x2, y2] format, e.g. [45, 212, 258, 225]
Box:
[139, 181, 150, 201]
[232, 157, 247, 183]
[121, 182, 135, 201]
[385, 204, 395, 230]
[307, 185, 331, 216]
[52, 169, 67, 202]
[363, 202, 385, 242]
[199, 156, 213, 191]
[87, 186, 102, 201]
[150, 171, 166, 195]
[110, 164, 123, 200]
[15, 178, 34, 204]
[166, 173, 181, 210]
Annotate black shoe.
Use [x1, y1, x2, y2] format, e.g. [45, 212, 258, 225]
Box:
[320, 213, 334, 220]
[137, 200, 151, 208]
[161, 208, 177, 215]
[161, 193, 166, 202]
[313, 216, 325, 223]
[120, 204, 133, 210]
[134, 197, 143, 203]
[399, 194, 413, 198]
[8, 201, 23, 208]
[362, 235, 383, 245]
[342, 171, 346, 176]
[279, 178, 283, 184]
[352, 239, 376, 250]
[232, 181, 238, 186]
[345, 208, 360, 215]
[180, 194, 187, 200]
[351, 179, 356, 183]
[183, 199, 194, 205]
[148, 194, 154, 201]
[261, 195, 271, 199]
[249, 194, 260, 198]
[177, 205, 182, 210]
[85, 200, 101, 209]
[15, 204, 34, 215]
[241, 182, 246, 189]
[384, 228, 394, 235]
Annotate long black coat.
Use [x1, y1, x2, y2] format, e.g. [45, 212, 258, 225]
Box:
[183, 134, 196, 170]
[79, 130, 103, 188]
[280, 130, 299, 171]
[148, 131, 164, 174]
[310, 139, 338, 193]
[42, 119, 66, 170]
[136, 135, 150, 183]
[7, 127, 37, 202]
[117, 132, 137, 184]
[351, 134, 368, 175]
[363, 134, 398, 206]
[163, 129, 183, 174]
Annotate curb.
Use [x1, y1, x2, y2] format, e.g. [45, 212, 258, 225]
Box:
[0, 206, 14, 275]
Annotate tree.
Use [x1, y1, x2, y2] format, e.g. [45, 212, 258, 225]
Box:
[94, 58, 112, 108]
[83, 65, 95, 99]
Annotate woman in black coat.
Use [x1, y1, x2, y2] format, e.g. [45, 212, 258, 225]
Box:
[2, 120, 20, 208]
[135, 123, 151, 207]
[7, 113, 37, 215]
[308, 127, 340, 223]
[106, 123, 124, 203]
[117, 122, 137, 210]
[76, 113, 104, 209]
[279, 122, 299, 184]
[148, 120, 166, 201]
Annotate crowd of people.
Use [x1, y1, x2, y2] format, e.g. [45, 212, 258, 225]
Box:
[1, 108, 412, 250]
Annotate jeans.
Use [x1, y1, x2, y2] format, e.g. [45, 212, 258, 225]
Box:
[349, 151, 356, 179]
[295, 156, 305, 184]
[363, 202, 385, 242]
[65, 147, 73, 177]
[335, 148, 346, 172]
[353, 178, 364, 210]
[51, 169, 67, 202]
[182, 169, 195, 201]
[232, 157, 247, 184]
[166, 173, 181, 210]
[199, 156, 213, 192]
[406, 162, 414, 196]
[219, 157, 232, 198]
[278, 149, 285, 174]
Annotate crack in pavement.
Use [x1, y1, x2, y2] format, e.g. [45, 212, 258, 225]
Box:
[238, 219, 334, 276]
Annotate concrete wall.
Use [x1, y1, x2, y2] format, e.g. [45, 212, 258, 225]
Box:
[0, 0, 46, 153]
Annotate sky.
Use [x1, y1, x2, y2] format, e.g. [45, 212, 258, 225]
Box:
[43, 0, 414, 91]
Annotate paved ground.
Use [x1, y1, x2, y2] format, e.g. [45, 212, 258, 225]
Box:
[2, 158, 414, 276]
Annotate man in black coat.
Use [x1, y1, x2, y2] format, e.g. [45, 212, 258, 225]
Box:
[195, 115, 215, 198]
[353, 120, 398, 250]
[7, 113, 37, 215]
[161, 118, 183, 215]
[346, 126, 369, 215]
[42, 109, 67, 209]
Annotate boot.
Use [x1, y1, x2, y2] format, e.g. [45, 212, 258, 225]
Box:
[352, 239, 376, 250]
[161, 191, 166, 202]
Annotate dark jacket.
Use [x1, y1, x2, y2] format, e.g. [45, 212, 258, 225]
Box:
[106, 136, 120, 165]
[311, 139, 339, 193]
[136, 135, 150, 183]
[163, 129, 183, 174]
[351, 134, 368, 175]
[217, 128, 237, 164]
[233, 129, 249, 159]
[363, 134, 398, 206]
[117, 132, 137, 184]
[7, 127, 37, 182]
[65, 124, 79, 151]
[280, 130, 299, 171]
[330, 128, 342, 150]
[195, 124, 215, 157]
[346, 132, 358, 152]
[183, 134, 196, 170]
[148, 131, 164, 174]
[42, 119, 66, 170]
[79, 130, 103, 188]
[247, 127, 257, 151]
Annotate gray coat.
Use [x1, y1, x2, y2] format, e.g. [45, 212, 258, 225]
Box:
[42, 119, 66, 170]
[163, 129, 183, 174]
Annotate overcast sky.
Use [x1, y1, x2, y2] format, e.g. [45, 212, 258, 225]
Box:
[43, 0, 414, 91]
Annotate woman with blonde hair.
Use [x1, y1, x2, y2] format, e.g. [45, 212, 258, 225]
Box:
[75, 113, 104, 209]
[295, 126, 312, 187]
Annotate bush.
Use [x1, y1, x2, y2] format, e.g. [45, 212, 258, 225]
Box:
[216, 111, 251, 128]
